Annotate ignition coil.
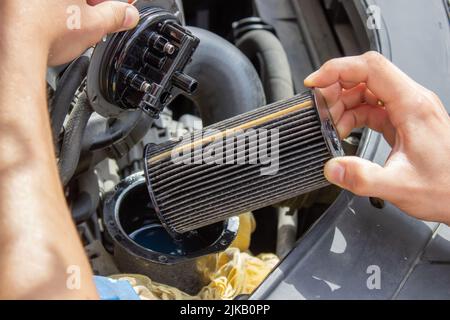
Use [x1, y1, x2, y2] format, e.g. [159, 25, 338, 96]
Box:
[87, 5, 199, 118]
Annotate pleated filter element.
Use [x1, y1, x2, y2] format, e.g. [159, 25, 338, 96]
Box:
[144, 89, 344, 236]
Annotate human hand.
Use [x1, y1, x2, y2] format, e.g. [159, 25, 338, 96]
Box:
[0, 0, 139, 66]
[305, 51, 450, 224]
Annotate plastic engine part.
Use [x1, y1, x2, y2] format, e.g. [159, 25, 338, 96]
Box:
[88, 6, 199, 118]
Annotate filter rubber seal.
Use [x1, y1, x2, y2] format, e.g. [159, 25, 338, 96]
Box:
[313, 88, 345, 158]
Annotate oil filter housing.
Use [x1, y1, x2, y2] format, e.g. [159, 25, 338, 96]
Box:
[103, 173, 239, 291]
[87, 3, 199, 118]
[144, 89, 344, 236]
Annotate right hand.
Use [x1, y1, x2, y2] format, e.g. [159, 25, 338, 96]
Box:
[304, 51, 450, 224]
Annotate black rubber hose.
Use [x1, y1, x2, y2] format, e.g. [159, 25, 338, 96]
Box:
[184, 27, 266, 125]
[58, 90, 93, 186]
[51, 56, 90, 144]
[236, 30, 294, 103]
[87, 110, 146, 152]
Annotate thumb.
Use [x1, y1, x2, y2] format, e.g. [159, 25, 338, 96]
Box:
[324, 156, 388, 197]
[91, 1, 140, 36]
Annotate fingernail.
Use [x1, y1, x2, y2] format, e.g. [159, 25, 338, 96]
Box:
[324, 160, 345, 185]
[123, 6, 139, 29]
[304, 70, 319, 86]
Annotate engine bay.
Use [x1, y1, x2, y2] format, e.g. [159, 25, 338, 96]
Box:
[47, 0, 375, 299]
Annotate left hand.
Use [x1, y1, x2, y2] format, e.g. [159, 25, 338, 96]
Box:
[0, 0, 140, 66]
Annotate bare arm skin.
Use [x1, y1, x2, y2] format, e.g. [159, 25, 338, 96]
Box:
[0, 0, 139, 299]
[305, 51, 450, 225]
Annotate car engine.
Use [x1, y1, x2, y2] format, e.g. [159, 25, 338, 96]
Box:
[47, 0, 370, 298]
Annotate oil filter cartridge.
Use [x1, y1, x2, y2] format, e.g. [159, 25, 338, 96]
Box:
[144, 89, 344, 236]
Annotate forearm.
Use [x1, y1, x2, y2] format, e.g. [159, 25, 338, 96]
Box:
[0, 25, 97, 299]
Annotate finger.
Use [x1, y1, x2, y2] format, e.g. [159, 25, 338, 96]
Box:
[341, 83, 369, 109]
[364, 87, 379, 106]
[87, 0, 136, 5]
[336, 104, 396, 144]
[341, 81, 360, 90]
[304, 51, 419, 109]
[87, 0, 134, 5]
[88, 1, 139, 38]
[319, 83, 342, 107]
[325, 84, 375, 131]
[324, 156, 392, 198]
[87, 0, 105, 5]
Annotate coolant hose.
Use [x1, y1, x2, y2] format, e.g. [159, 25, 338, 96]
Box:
[51, 56, 90, 145]
[236, 30, 294, 103]
[59, 90, 93, 185]
[185, 27, 266, 125]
